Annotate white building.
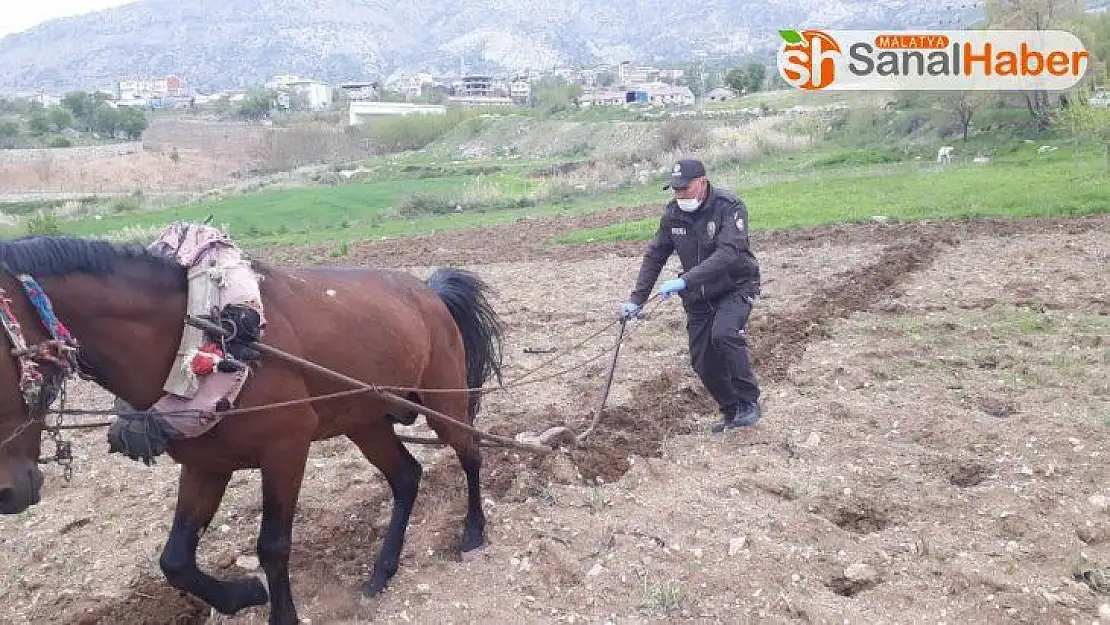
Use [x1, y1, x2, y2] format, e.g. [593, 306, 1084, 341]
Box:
[617, 62, 659, 86]
[509, 80, 531, 104]
[21, 92, 62, 107]
[339, 81, 379, 102]
[118, 76, 184, 103]
[348, 101, 446, 125]
[387, 72, 436, 98]
[266, 75, 332, 111]
[577, 89, 627, 107]
[643, 83, 695, 105]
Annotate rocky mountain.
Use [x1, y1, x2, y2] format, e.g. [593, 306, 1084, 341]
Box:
[0, 0, 989, 93]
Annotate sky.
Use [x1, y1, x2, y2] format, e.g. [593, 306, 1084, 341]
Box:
[0, 0, 136, 38]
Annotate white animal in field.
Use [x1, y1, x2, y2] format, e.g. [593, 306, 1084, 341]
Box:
[937, 146, 954, 164]
[972, 156, 990, 165]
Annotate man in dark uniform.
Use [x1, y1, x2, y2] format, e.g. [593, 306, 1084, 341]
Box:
[620, 158, 762, 432]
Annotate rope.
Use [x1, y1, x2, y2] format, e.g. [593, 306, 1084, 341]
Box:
[373, 293, 665, 395]
[23, 294, 673, 455]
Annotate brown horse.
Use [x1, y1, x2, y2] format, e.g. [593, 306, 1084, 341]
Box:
[0, 234, 505, 625]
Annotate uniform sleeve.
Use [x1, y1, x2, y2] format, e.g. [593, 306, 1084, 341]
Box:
[629, 216, 674, 305]
[680, 198, 749, 289]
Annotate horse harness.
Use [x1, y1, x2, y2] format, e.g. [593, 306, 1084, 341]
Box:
[0, 272, 82, 480]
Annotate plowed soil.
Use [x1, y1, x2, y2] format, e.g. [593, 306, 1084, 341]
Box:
[2, 210, 1108, 625]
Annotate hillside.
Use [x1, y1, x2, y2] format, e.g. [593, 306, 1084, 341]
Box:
[0, 0, 984, 93]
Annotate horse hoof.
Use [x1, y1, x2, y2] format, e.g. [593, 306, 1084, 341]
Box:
[460, 529, 486, 553]
[212, 576, 269, 615]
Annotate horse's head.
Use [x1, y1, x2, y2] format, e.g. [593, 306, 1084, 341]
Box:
[0, 348, 45, 514]
[0, 271, 51, 514]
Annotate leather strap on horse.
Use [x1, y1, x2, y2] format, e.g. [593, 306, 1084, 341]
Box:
[183, 315, 554, 455]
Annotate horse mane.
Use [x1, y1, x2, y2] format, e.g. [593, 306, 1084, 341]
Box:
[0, 235, 186, 291]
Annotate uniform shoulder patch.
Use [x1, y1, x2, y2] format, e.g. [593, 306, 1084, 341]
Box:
[706, 221, 716, 238]
[734, 211, 745, 231]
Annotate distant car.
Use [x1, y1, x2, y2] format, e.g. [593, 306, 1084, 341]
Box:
[1091, 91, 1110, 107]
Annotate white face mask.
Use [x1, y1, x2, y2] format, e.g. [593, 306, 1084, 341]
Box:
[676, 198, 701, 212]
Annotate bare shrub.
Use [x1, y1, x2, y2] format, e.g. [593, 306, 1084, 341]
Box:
[396, 176, 533, 218]
[32, 156, 54, 184]
[659, 119, 710, 153]
[252, 123, 374, 172]
[364, 109, 477, 154]
[24, 211, 62, 236]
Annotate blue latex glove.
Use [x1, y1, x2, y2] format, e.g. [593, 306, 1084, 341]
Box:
[659, 278, 686, 301]
[620, 302, 641, 319]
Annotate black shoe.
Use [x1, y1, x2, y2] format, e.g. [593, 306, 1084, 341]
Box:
[711, 402, 761, 433]
[732, 402, 761, 427]
[711, 406, 737, 433]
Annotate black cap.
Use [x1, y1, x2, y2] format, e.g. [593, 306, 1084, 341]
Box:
[663, 158, 707, 190]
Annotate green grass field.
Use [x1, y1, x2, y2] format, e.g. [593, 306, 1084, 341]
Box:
[38, 172, 541, 246]
[555, 147, 1109, 244]
[4, 96, 1107, 252]
[12, 144, 1106, 250]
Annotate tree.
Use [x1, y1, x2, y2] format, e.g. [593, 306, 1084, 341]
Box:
[1067, 12, 1110, 91]
[683, 63, 706, 97]
[724, 68, 746, 93]
[238, 89, 274, 120]
[0, 120, 19, 146]
[116, 106, 149, 140]
[596, 71, 617, 88]
[1052, 104, 1110, 171]
[331, 87, 349, 111]
[47, 106, 74, 132]
[985, 0, 1084, 129]
[941, 92, 986, 142]
[743, 63, 767, 93]
[89, 105, 120, 138]
[62, 91, 94, 121]
[27, 110, 50, 135]
[725, 63, 769, 94]
[533, 83, 582, 116]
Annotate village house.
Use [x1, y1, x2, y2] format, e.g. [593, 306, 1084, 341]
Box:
[643, 83, 695, 105]
[388, 72, 436, 98]
[444, 75, 513, 106]
[339, 81, 379, 102]
[658, 68, 686, 82]
[576, 82, 695, 107]
[508, 79, 531, 104]
[456, 75, 494, 96]
[266, 75, 332, 111]
[116, 75, 186, 107]
[617, 62, 660, 86]
[17, 91, 62, 107]
[576, 89, 628, 107]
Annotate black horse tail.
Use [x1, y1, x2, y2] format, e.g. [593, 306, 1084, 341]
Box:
[426, 267, 506, 421]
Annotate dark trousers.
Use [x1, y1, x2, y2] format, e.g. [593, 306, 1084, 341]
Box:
[685, 292, 760, 413]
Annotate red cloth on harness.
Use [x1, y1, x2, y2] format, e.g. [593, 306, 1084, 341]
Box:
[189, 343, 226, 375]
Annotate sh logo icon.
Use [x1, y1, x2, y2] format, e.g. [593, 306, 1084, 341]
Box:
[777, 29, 841, 91]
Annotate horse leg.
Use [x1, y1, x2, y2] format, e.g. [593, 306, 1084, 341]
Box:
[347, 425, 422, 597]
[455, 437, 485, 552]
[422, 396, 486, 552]
[255, 441, 311, 625]
[160, 466, 269, 615]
